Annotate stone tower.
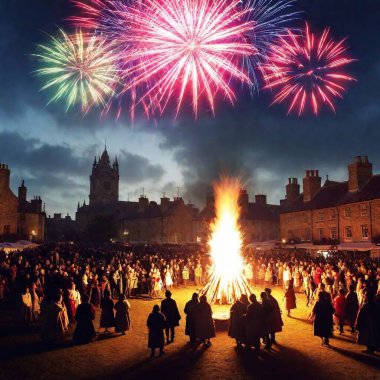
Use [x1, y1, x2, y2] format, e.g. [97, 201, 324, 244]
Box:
[89, 147, 119, 205]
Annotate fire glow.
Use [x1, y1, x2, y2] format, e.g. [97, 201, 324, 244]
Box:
[201, 178, 252, 304]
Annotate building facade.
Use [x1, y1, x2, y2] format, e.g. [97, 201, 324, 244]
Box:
[0, 164, 45, 241]
[280, 156, 380, 246]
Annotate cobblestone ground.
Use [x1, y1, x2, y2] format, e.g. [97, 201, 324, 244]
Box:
[0, 286, 379, 380]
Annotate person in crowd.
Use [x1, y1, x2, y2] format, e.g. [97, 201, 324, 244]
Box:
[184, 292, 199, 345]
[164, 265, 173, 290]
[345, 284, 359, 334]
[355, 292, 380, 354]
[66, 282, 81, 324]
[182, 265, 189, 287]
[73, 294, 96, 344]
[333, 289, 347, 334]
[21, 286, 32, 325]
[311, 292, 335, 346]
[265, 288, 283, 344]
[195, 295, 215, 347]
[115, 294, 131, 335]
[194, 263, 202, 287]
[147, 305, 166, 357]
[100, 291, 115, 333]
[160, 290, 181, 344]
[30, 283, 41, 323]
[260, 292, 274, 350]
[228, 294, 249, 347]
[40, 292, 69, 343]
[284, 282, 297, 317]
[244, 293, 263, 352]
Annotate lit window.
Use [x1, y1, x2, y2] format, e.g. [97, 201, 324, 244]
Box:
[318, 211, 324, 221]
[360, 204, 368, 217]
[319, 228, 324, 240]
[330, 227, 337, 240]
[361, 225, 369, 239]
[345, 226, 352, 240]
[344, 208, 351, 218]
[330, 209, 336, 221]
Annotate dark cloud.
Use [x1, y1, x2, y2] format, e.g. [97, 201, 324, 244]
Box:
[119, 149, 165, 184]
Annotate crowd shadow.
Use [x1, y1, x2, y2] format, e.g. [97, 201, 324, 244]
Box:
[329, 345, 380, 369]
[97, 342, 207, 380]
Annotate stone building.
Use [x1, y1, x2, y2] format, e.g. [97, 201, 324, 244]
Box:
[45, 213, 77, 241]
[196, 189, 280, 244]
[280, 156, 380, 249]
[0, 164, 45, 241]
[76, 148, 199, 243]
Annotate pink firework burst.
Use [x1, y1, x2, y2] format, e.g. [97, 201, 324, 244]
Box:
[118, 0, 256, 117]
[264, 23, 356, 116]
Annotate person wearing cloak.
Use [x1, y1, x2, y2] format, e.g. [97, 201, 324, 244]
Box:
[147, 305, 166, 357]
[160, 290, 181, 344]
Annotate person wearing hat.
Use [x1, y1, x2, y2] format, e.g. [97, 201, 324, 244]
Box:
[161, 290, 181, 344]
[184, 293, 199, 345]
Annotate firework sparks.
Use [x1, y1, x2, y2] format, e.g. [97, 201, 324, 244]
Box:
[116, 0, 256, 117]
[263, 23, 356, 115]
[34, 29, 119, 111]
[201, 178, 252, 305]
[239, 0, 299, 93]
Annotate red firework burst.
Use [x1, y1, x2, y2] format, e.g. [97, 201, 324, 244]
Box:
[264, 23, 356, 116]
[118, 0, 256, 117]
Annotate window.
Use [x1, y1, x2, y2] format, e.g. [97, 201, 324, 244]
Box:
[330, 227, 337, 240]
[318, 211, 324, 221]
[330, 209, 336, 221]
[361, 225, 369, 239]
[319, 228, 324, 240]
[345, 226, 352, 240]
[360, 204, 368, 217]
[344, 207, 351, 218]
[3, 225, 10, 235]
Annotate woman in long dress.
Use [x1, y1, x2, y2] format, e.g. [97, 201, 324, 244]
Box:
[311, 292, 334, 346]
[165, 265, 173, 290]
[195, 295, 216, 347]
[147, 305, 166, 357]
[100, 291, 115, 333]
[284, 282, 297, 316]
[73, 294, 96, 344]
[115, 294, 131, 335]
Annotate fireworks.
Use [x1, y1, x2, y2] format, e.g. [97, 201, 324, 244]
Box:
[263, 23, 356, 115]
[201, 178, 252, 304]
[239, 0, 299, 93]
[34, 29, 119, 111]
[116, 0, 256, 117]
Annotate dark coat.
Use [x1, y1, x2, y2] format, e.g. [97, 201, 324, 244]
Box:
[268, 294, 283, 332]
[195, 301, 215, 340]
[284, 288, 296, 310]
[345, 291, 359, 324]
[244, 302, 263, 346]
[312, 299, 334, 338]
[100, 298, 115, 328]
[356, 301, 380, 348]
[147, 311, 166, 348]
[184, 299, 198, 336]
[74, 302, 96, 343]
[115, 300, 131, 333]
[161, 298, 181, 328]
[228, 301, 247, 339]
[261, 299, 274, 336]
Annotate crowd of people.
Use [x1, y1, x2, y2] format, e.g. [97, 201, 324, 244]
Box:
[0, 243, 379, 355]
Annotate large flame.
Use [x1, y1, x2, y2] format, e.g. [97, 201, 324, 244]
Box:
[201, 177, 252, 304]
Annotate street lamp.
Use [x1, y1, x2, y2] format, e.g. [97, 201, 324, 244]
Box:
[31, 230, 36, 242]
[123, 231, 129, 244]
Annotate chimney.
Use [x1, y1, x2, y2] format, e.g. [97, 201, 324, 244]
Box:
[286, 178, 300, 203]
[160, 196, 170, 212]
[348, 156, 372, 192]
[255, 194, 267, 205]
[303, 170, 321, 202]
[0, 164, 10, 191]
[238, 189, 249, 209]
[18, 180, 27, 203]
[138, 195, 149, 209]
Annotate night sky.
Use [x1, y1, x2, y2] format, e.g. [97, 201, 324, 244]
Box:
[0, 0, 379, 217]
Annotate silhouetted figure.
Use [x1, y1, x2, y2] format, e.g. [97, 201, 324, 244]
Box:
[114, 294, 131, 335]
[228, 294, 249, 347]
[100, 291, 115, 332]
[355, 292, 380, 354]
[244, 294, 263, 352]
[195, 295, 215, 347]
[312, 292, 334, 346]
[345, 284, 359, 333]
[265, 288, 283, 344]
[260, 292, 274, 349]
[160, 290, 181, 344]
[147, 305, 166, 357]
[184, 293, 199, 344]
[73, 294, 96, 344]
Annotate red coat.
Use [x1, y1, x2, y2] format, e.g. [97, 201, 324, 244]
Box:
[284, 288, 296, 310]
[333, 295, 347, 324]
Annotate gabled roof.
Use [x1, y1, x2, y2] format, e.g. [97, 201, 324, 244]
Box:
[281, 174, 380, 214]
